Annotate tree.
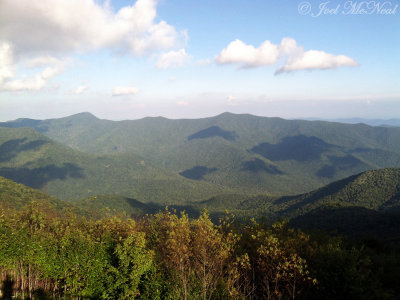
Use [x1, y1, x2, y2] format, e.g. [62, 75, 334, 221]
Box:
[190, 210, 230, 300]
[109, 231, 153, 299]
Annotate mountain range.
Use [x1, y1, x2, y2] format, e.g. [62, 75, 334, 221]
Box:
[1, 112, 400, 204]
[2, 167, 399, 243]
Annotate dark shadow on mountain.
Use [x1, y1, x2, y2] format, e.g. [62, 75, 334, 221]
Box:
[0, 163, 84, 189]
[350, 147, 373, 154]
[179, 166, 217, 180]
[0, 138, 49, 162]
[125, 197, 152, 211]
[316, 165, 335, 178]
[188, 126, 237, 141]
[251, 135, 335, 162]
[274, 173, 360, 208]
[241, 158, 283, 174]
[290, 206, 400, 245]
[316, 155, 364, 178]
[273, 194, 300, 205]
[0, 119, 48, 133]
[350, 148, 400, 167]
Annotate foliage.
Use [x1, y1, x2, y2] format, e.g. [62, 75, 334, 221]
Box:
[0, 127, 230, 203]
[1, 200, 399, 299]
[2, 112, 400, 201]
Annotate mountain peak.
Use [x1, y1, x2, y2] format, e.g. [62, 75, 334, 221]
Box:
[68, 112, 98, 119]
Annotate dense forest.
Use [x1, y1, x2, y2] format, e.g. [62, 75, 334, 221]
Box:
[2, 113, 400, 202]
[1, 201, 400, 299]
[1, 113, 400, 299]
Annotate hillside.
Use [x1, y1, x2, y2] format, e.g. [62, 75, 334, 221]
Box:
[2, 164, 399, 244]
[2, 112, 400, 196]
[0, 127, 230, 203]
[191, 168, 400, 220]
[0, 176, 77, 213]
[274, 168, 400, 217]
[76, 168, 400, 222]
[196, 168, 400, 243]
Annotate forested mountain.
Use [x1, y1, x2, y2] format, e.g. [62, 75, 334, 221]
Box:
[0, 127, 230, 203]
[72, 168, 400, 245]
[2, 112, 400, 197]
[0, 176, 74, 213]
[1, 174, 400, 299]
[328, 118, 400, 127]
[195, 168, 400, 245]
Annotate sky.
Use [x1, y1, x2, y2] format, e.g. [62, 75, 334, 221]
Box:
[0, 0, 399, 121]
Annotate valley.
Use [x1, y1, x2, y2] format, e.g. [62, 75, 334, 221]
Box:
[1, 112, 400, 299]
[2, 112, 400, 203]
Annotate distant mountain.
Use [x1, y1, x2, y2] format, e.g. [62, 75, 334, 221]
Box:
[80, 168, 400, 220]
[74, 168, 400, 244]
[2, 164, 398, 243]
[2, 112, 400, 196]
[0, 127, 230, 203]
[326, 118, 400, 127]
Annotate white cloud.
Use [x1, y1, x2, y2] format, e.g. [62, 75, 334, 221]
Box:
[0, 0, 185, 56]
[0, 42, 67, 91]
[0, 0, 186, 92]
[0, 42, 14, 85]
[215, 39, 280, 68]
[276, 50, 358, 74]
[215, 37, 358, 74]
[156, 49, 191, 69]
[112, 86, 140, 96]
[72, 85, 88, 95]
[25, 56, 62, 68]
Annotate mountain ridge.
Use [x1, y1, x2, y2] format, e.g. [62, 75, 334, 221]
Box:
[2, 112, 400, 198]
[0, 127, 231, 203]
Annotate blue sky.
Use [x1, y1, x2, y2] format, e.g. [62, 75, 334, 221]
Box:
[0, 0, 399, 121]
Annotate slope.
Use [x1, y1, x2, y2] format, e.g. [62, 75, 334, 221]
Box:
[0, 176, 77, 213]
[0, 127, 230, 203]
[194, 168, 400, 219]
[2, 112, 400, 195]
[73, 168, 400, 245]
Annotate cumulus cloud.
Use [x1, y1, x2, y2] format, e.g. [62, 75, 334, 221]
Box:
[72, 85, 88, 95]
[0, 42, 14, 85]
[0, 0, 184, 56]
[112, 86, 140, 96]
[0, 0, 186, 92]
[215, 37, 358, 74]
[275, 50, 358, 74]
[215, 39, 280, 68]
[156, 49, 191, 69]
[0, 42, 67, 91]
